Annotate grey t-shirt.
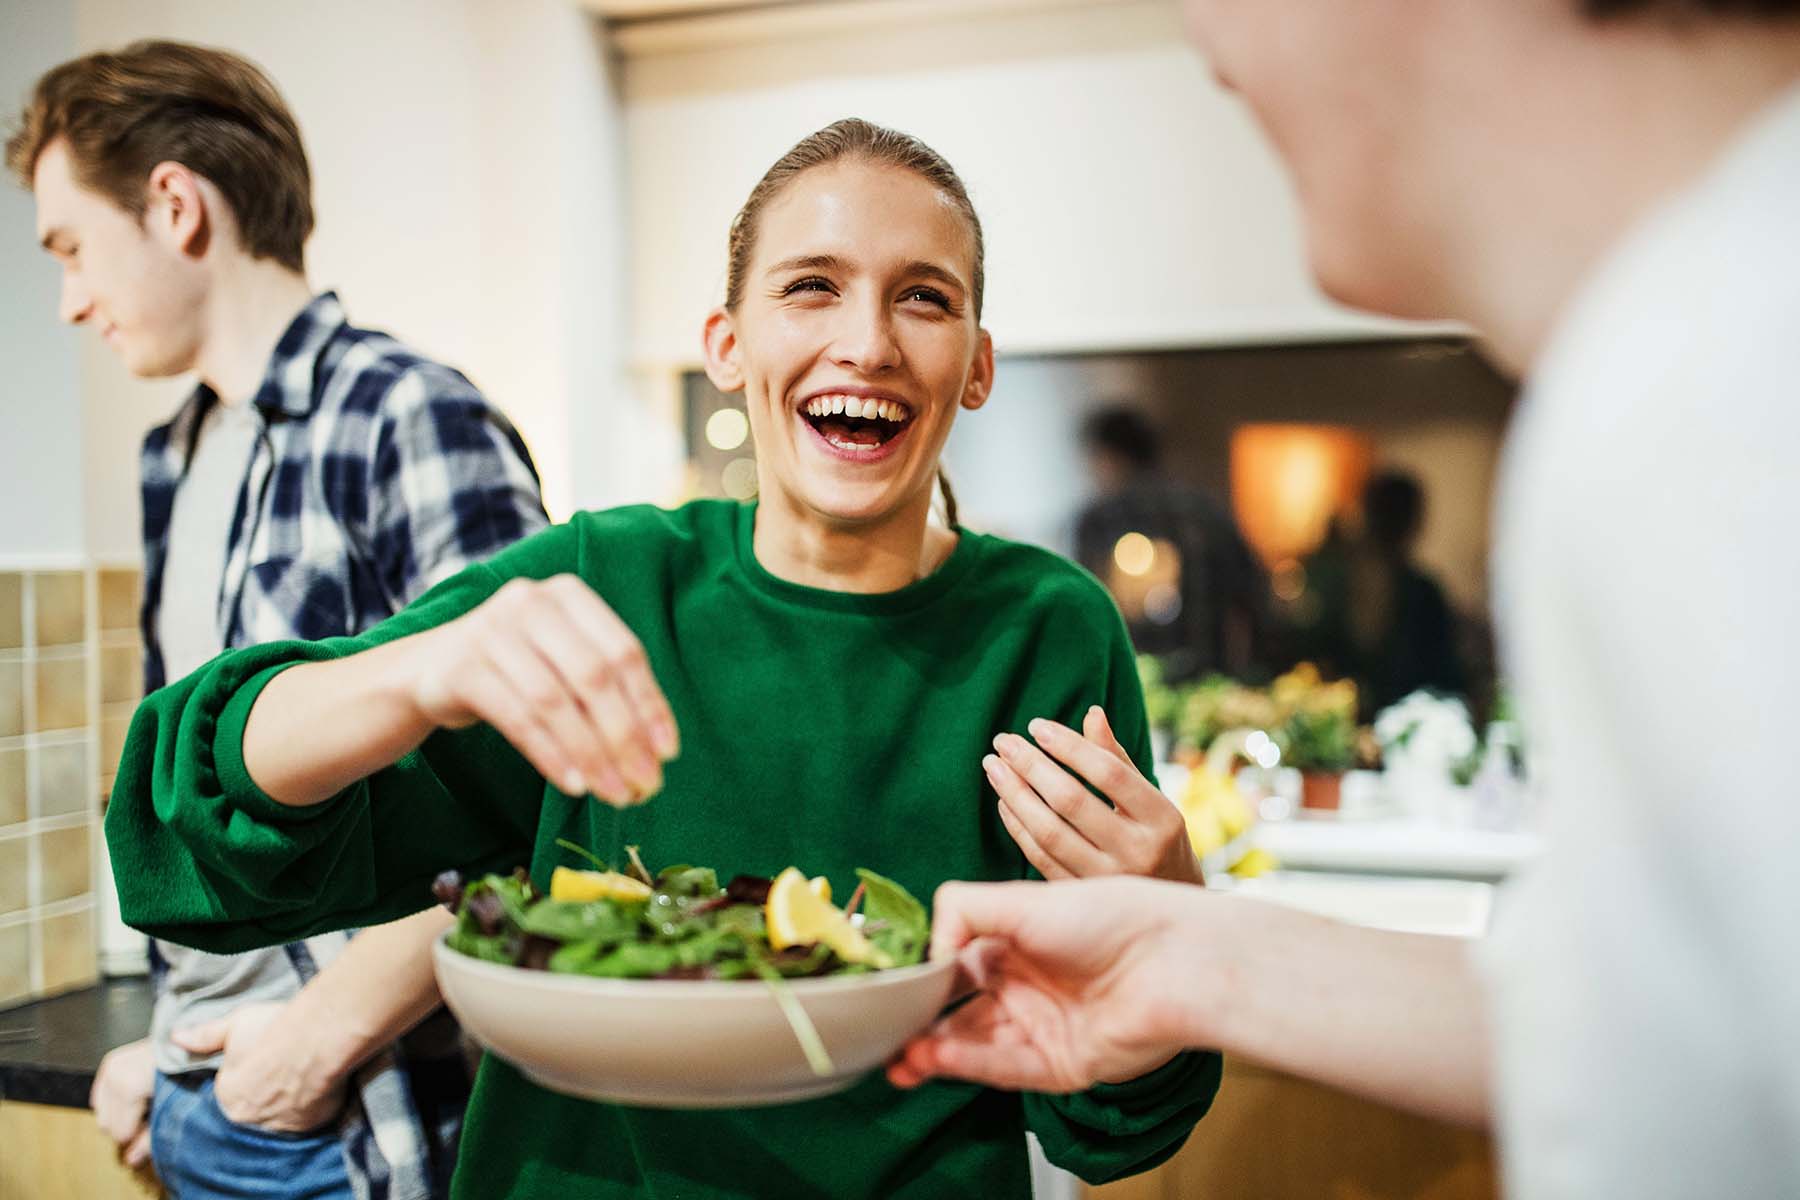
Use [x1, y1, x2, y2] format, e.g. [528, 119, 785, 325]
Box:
[150, 399, 298, 1076]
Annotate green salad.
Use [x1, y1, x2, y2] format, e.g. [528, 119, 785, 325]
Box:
[434, 843, 930, 982]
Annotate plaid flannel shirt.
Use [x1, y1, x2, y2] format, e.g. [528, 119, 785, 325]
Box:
[139, 292, 549, 1199]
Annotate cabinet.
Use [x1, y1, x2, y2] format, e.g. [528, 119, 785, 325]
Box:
[0, 1099, 163, 1200]
[1089, 1060, 1497, 1200]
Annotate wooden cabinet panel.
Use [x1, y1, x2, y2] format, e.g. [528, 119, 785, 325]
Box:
[0, 1100, 163, 1200]
[1089, 1061, 1497, 1200]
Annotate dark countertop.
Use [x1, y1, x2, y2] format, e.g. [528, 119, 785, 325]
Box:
[0, 977, 153, 1108]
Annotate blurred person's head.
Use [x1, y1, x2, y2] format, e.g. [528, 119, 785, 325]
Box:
[1080, 407, 1161, 492]
[1361, 470, 1426, 558]
[1177, 0, 1800, 369]
[6, 40, 313, 379]
[702, 118, 993, 538]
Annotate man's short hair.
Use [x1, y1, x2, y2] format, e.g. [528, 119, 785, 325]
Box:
[1081, 407, 1161, 471]
[5, 40, 313, 272]
[1362, 470, 1425, 550]
[1582, 0, 1800, 18]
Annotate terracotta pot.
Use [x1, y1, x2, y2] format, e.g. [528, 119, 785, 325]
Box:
[1300, 771, 1344, 812]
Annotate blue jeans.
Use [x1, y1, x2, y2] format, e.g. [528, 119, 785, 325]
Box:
[150, 1072, 352, 1200]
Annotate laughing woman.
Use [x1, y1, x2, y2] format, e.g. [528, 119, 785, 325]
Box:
[106, 119, 1219, 1198]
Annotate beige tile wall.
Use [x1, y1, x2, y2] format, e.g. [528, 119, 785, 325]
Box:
[0, 566, 138, 1007]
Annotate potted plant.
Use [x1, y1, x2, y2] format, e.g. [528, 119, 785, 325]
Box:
[1373, 691, 1482, 823]
[1136, 654, 1183, 764]
[1176, 675, 1278, 766]
[1270, 664, 1360, 811]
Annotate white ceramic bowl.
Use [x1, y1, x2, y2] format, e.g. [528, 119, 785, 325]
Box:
[433, 933, 956, 1108]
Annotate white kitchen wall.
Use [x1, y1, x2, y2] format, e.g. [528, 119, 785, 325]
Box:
[1, 0, 84, 563]
[620, 0, 1440, 371]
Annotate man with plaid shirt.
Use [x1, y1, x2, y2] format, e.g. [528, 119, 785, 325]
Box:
[10, 41, 547, 1199]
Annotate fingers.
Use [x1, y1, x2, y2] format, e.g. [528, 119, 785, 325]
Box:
[91, 1040, 155, 1145]
[991, 734, 1118, 840]
[170, 1018, 229, 1057]
[1083, 705, 1133, 765]
[94, 1102, 141, 1147]
[546, 577, 680, 759]
[986, 753, 1095, 878]
[471, 638, 618, 801]
[124, 1127, 152, 1170]
[453, 575, 681, 808]
[1021, 716, 1165, 820]
[992, 790, 1076, 880]
[515, 602, 658, 801]
[889, 995, 1068, 1093]
[927, 880, 1043, 962]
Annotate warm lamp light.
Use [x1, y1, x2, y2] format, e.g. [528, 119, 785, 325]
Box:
[1113, 532, 1157, 577]
[1231, 425, 1373, 568]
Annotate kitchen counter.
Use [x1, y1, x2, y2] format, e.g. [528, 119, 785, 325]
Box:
[1217, 870, 1494, 938]
[1253, 818, 1541, 882]
[0, 977, 152, 1108]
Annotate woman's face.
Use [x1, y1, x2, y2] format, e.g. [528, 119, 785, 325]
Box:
[704, 159, 993, 531]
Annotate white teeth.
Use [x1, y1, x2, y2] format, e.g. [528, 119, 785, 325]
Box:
[800, 394, 913, 422]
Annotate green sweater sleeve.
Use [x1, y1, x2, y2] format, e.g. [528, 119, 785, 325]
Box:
[1021, 595, 1223, 1184]
[105, 529, 573, 953]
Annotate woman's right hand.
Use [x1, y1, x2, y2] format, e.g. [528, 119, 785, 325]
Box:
[410, 574, 679, 806]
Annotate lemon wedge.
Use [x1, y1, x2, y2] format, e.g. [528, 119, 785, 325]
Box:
[549, 866, 653, 903]
[766, 867, 889, 967]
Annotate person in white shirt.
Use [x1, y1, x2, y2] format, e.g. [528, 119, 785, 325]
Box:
[891, 1, 1800, 1195]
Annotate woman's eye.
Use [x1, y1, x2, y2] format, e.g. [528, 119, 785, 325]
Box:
[782, 277, 834, 296]
[903, 287, 950, 309]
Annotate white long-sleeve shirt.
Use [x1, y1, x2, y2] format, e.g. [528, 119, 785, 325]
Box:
[1482, 84, 1800, 1198]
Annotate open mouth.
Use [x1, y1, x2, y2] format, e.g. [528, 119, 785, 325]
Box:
[798, 393, 915, 458]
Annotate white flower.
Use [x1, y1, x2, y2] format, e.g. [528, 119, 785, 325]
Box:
[1375, 691, 1477, 773]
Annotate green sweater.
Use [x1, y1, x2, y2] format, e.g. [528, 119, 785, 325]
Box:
[109, 500, 1220, 1198]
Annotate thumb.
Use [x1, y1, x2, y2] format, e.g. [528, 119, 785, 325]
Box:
[929, 880, 1044, 963]
[1084, 706, 1132, 765]
[124, 1127, 153, 1170]
[171, 1017, 230, 1056]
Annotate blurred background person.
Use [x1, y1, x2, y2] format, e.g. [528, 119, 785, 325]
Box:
[1075, 406, 1265, 680]
[1292, 469, 1466, 716]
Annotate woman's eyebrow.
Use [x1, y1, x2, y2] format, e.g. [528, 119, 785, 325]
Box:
[764, 254, 966, 292]
[765, 253, 847, 275]
[899, 261, 967, 292]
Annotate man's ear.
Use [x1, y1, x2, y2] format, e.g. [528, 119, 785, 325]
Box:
[146, 160, 209, 257]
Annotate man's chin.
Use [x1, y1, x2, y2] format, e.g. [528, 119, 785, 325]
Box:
[120, 348, 192, 381]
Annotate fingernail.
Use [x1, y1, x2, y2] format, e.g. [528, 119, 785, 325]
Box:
[993, 733, 1018, 754]
[592, 767, 627, 803]
[1027, 718, 1054, 740]
[563, 770, 587, 796]
[654, 723, 678, 759]
[982, 754, 1001, 775]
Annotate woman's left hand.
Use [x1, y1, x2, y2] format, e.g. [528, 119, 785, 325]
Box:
[988, 706, 1204, 886]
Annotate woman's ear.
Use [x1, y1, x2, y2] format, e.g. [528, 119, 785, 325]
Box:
[961, 328, 995, 411]
[702, 308, 745, 394]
